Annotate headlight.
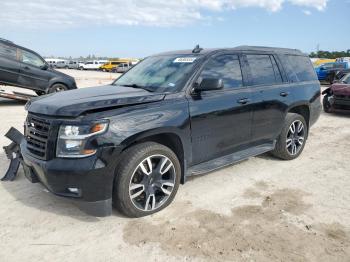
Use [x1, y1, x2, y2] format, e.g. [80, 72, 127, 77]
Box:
[56, 121, 108, 158]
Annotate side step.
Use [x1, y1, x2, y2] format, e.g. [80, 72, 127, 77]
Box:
[187, 142, 275, 176]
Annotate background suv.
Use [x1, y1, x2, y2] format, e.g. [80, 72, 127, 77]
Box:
[0, 38, 77, 95]
[10, 46, 321, 217]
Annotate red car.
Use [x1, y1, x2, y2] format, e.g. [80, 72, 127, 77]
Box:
[322, 73, 350, 113]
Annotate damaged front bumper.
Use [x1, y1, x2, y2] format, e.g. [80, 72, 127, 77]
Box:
[2, 127, 119, 217]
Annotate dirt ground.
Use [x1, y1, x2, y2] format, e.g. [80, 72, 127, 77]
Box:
[0, 69, 349, 262]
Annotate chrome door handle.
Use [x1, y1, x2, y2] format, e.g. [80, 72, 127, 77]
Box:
[280, 92, 290, 97]
[237, 98, 250, 104]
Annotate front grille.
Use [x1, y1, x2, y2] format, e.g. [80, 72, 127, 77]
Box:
[25, 114, 52, 160]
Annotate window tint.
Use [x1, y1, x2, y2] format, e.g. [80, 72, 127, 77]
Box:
[246, 55, 282, 86]
[0, 43, 17, 59]
[21, 49, 44, 67]
[199, 54, 243, 89]
[286, 55, 317, 82]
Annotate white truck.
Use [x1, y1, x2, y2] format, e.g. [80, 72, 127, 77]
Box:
[79, 60, 108, 70]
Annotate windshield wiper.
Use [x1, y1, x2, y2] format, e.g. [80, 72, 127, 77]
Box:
[121, 84, 155, 92]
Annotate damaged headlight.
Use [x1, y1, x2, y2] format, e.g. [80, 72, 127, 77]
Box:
[56, 121, 109, 158]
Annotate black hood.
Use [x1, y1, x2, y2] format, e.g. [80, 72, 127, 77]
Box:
[26, 85, 166, 117]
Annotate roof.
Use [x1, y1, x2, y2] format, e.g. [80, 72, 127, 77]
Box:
[154, 45, 305, 57]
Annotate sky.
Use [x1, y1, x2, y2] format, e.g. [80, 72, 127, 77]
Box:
[0, 0, 349, 58]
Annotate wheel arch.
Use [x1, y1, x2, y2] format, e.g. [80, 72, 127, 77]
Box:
[119, 128, 187, 184]
[287, 103, 310, 136]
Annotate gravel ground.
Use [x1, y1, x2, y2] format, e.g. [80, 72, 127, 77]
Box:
[0, 70, 349, 262]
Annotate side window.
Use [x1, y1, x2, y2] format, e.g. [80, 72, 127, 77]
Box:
[246, 54, 281, 86]
[286, 55, 317, 82]
[0, 43, 17, 60]
[199, 54, 243, 89]
[20, 49, 45, 67]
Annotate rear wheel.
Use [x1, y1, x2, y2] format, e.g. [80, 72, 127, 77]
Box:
[271, 113, 308, 160]
[113, 142, 181, 217]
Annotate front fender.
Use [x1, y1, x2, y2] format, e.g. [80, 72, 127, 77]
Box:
[48, 77, 77, 91]
[321, 87, 332, 96]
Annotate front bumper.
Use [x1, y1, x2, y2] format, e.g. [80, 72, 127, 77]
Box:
[20, 140, 121, 217]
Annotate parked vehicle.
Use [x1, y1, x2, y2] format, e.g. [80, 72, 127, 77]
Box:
[315, 62, 349, 83]
[100, 59, 139, 72]
[113, 62, 132, 73]
[312, 58, 336, 67]
[55, 60, 69, 69]
[79, 60, 108, 70]
[322, 73, 350, 113]
[67, 60, 81, 69]
[0, 39, 77, 95]
[5, 45, 321, 217]
[45, 58, 67, 68]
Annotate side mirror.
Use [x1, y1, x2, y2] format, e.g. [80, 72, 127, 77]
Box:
[41, 64, 49, 70]
[194, 78, 224, 92]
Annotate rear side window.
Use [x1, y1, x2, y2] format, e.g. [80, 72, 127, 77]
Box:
[246, 54, 282, 86]
[199, 54, 243, 89]
[284, 55, 317, 82]
[0, 43, 17, 59]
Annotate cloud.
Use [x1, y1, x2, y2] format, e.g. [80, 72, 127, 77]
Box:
[0, 0, 328, 28]
[302, 10, 312, 15]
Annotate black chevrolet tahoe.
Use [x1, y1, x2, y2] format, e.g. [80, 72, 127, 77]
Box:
[0, 38, 77, 95]
[8, 46, 322, 217]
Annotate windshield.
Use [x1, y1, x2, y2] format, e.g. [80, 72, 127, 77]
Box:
[341, 74, 350, 84]
[113, 55, 201, 92]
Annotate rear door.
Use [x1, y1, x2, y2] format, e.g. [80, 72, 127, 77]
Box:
[243, 53, 292, 144]
[188, 53, 253, 165]
[17, 48, 50, 90]
[0, 42, 20, 85]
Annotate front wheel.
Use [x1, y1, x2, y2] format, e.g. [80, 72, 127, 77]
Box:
[271, 113, 308, 160]
[323, 95, 332, 113]
[113, 142, 181, 217]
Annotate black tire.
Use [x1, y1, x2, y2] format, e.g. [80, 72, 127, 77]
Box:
[323, 95, 332, 113]
[113, 142, 181, 217]
[271, 113, 308, 160]
[48, 83, 68, 93]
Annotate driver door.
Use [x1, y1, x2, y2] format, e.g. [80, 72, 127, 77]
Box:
[188, 53, 253, 165]
[18, 48, 49, 90]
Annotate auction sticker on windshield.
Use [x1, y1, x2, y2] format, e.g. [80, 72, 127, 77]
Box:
[173, 57, 197, 63]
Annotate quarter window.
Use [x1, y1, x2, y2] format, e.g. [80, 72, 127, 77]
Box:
[286, 55, 318, 82]
[199, 54, 243, 89]
[246, 54, 282, 86]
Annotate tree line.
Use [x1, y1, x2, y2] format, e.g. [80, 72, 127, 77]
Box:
[309, 50, 350, 59]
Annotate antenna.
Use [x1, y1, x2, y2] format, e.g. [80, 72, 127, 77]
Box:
[192, 44, 203, 54]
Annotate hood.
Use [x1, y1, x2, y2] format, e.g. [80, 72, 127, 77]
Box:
[26, 85, 166, 117]
[331, 83, 350, 96]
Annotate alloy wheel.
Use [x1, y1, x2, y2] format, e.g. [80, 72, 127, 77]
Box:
[286, 120, 305, 155]
[129, 154, 176, 211]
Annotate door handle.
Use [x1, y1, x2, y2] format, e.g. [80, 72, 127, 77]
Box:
[280, 92, 290, 97]
[24, 66, 30, 70]
[237, 98, 250, 105]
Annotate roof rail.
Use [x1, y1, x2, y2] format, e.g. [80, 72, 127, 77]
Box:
[0, 38, 14, 44]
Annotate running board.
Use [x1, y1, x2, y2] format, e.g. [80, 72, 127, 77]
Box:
[187, 142, 275, 176]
